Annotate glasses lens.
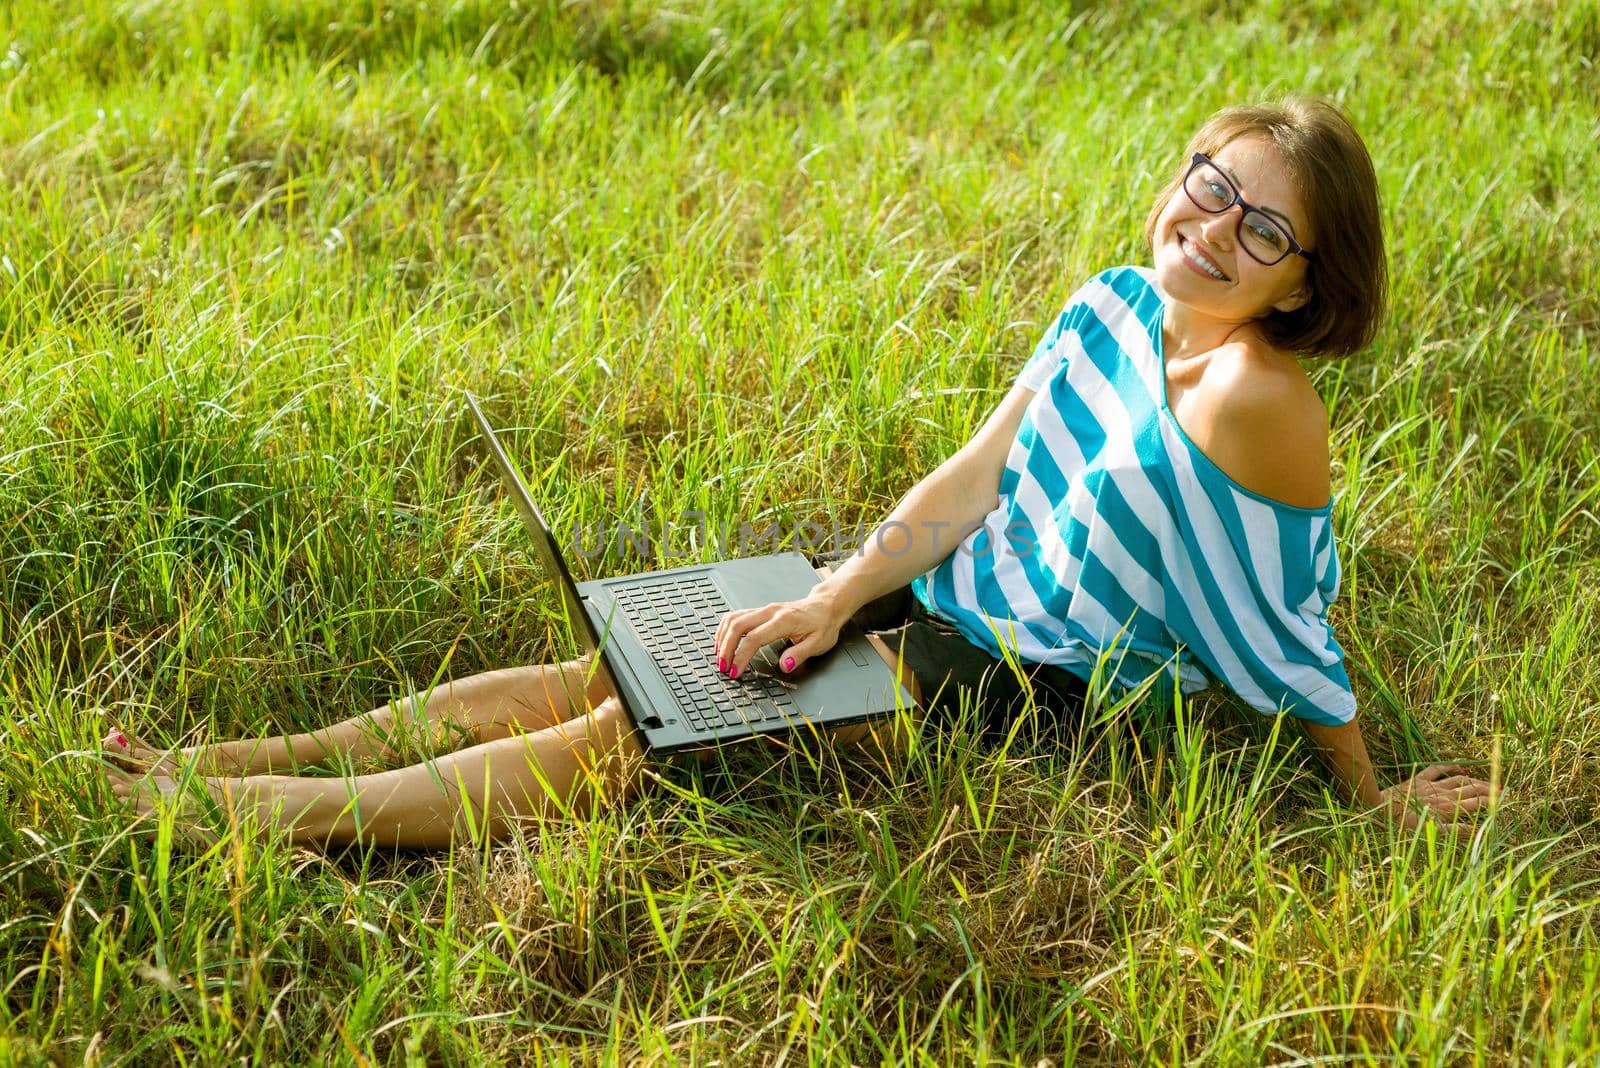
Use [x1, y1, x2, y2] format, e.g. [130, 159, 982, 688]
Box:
[1185, 161, 1233, 212]
[1240, 209, 1291, 264]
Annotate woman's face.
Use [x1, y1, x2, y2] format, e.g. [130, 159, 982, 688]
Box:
[1150, 135, 1314, 328]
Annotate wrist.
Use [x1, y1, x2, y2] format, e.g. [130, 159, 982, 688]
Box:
[809, 574, 860, 628]
[1376, 785, 1421, 829]
[1321, 753, 1383, 809]
[1354, 777, 1386, 809]
[1298, 717, 1384, 809]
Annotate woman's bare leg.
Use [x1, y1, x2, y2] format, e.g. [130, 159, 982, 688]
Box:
[104, 658, 609, 775]
[104, 696, 647, 849]
[103, 632, 914, 848]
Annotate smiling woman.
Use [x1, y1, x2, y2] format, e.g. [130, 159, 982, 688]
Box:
[101, 97, 1493, 850]
[722, 96, 1490, 833]
[1143, 98, 1388, 359]
[9, 0, 1591, 1058]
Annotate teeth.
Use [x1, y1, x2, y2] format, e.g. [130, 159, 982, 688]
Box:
[1182, 236, 1227, 281]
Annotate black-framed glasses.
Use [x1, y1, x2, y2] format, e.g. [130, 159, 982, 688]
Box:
[1182, 153, 1314, 267]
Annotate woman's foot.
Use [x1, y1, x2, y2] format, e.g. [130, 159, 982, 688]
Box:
[99, 716, 181, 773]
[101, 763, 224, 846]
[98, 712, 259, 775]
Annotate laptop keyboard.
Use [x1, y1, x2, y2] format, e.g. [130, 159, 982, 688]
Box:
[609, 578, 799, 734]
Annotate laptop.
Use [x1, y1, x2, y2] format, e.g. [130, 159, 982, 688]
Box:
[465, 392, 914, 757]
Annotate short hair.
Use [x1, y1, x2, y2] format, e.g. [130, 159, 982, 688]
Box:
[1143, 98, 1387, 358]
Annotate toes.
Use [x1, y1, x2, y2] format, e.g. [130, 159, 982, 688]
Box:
[126, 730, 163, 759]
[102, 761, 161, 800]
[98, 721, 179, 773]
[98, 711, 138, 748]
[102, 764, 137, 802]
[100, 724, 152, 769]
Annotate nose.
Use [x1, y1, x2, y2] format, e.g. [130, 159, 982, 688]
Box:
[1197, 209, 1236, 251]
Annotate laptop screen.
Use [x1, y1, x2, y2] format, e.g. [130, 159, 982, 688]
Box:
[464, 392, 626, 706]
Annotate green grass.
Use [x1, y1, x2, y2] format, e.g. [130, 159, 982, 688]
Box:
[2, 0, 1598, 1062]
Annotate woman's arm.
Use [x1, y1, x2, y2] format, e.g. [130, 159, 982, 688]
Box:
[1297, 716, 1385, 807]
[811, 383, 1038, 621]
[714, 383, 1037, 676]
[1195, 348, 1499, 831]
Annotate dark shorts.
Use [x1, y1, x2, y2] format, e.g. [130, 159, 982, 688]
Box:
[851, 585, 1090, 748]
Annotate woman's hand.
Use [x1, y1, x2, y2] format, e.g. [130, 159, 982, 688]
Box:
[1377, 764, 1499, 836]
[713, 590, 848, 680]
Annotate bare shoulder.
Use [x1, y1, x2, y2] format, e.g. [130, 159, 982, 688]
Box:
[1183, 339, 1332, 509]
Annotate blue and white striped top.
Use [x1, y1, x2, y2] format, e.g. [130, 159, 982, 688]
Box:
[911, 266, 1357, 725]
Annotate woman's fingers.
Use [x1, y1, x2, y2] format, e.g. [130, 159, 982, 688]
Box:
[1417, 782, 1495, 819]
[1417, 777, 1495, 801]
[712, 610, 738, 665]
[713, 607, 750, 656]
[714, 604, 786, 675]
[1421, 789, 1490, 812]
[778, 634, 826, 674]
[713, 610, 740, 671]
[1388, 769, 1501, 833]
[725, 613, 802, 676]
[714, 606, 768, 669]
[714, 598, 843, 677]
[1428, 775, 1492, 792]
[1415, 763, 1472, 783]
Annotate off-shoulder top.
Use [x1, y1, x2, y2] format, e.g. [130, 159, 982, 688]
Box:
[912, 266, 1357, 725]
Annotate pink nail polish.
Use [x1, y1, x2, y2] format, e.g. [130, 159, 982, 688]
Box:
[730, 665, 739, 679]
[783, 656, 795, 671]
[718, 657, 726, 673]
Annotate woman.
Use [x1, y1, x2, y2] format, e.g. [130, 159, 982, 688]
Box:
[105, 97, 1497, 847]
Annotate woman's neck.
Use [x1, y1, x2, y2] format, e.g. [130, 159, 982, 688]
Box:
[1161, 297, 1254, 362]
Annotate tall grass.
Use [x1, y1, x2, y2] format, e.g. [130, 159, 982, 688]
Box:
[2, 0, 1597, 1062]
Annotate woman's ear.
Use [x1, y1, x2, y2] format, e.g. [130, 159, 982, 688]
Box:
[1271, 282, 1311, 314]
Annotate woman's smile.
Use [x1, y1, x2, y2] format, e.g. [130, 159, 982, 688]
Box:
[1178, 233, 1231, 281]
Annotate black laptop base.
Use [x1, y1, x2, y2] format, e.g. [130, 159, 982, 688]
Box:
[577, 553, 913, 756]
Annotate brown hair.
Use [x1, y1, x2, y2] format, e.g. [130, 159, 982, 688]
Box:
[1143, 98, 1387, 358]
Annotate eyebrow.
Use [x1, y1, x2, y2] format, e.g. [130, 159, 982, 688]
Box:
[1217, 161, 1301, 237]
